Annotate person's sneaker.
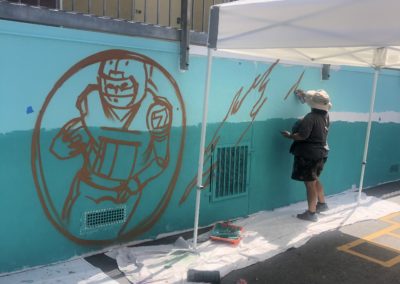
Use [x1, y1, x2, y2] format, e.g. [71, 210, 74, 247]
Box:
[297, 210, 318, 222]
[316, 202, 329, 213]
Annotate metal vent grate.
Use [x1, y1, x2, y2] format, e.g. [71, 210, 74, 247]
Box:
[213, 145, 249, 200]
[84, 207, 126, 229]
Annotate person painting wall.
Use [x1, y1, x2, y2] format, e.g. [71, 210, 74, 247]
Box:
[281, 90, 332, 222]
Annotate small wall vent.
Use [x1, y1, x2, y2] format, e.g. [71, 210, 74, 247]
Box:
[84, 207, 126, 230]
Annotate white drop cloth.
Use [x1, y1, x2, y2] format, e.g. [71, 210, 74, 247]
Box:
[0, 258, 118, 284]
[112, 191, 400, 283]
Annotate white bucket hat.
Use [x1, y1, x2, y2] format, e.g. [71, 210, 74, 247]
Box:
[304, 89, 332, 111]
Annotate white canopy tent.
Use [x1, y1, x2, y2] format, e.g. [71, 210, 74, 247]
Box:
[193, 0, 400, 248]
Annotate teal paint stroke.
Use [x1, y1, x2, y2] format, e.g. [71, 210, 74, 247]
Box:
[249, 119, 400, 213]
[2, 118, 400, 273]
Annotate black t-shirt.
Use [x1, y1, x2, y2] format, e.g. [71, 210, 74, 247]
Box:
[290, 109, 330, 159]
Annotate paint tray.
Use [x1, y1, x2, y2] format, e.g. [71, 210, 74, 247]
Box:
[209, 222, 243, 245]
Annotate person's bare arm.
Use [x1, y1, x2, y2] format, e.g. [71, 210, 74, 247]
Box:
[280, 130, 305, 141]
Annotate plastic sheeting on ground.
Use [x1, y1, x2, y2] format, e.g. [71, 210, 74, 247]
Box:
[111, 191, 400, 283]
[0, 258, 118, 284]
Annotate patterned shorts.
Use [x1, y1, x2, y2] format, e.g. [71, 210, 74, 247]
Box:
[291, 156, 327, 182]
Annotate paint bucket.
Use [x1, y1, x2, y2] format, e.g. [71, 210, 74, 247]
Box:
[187, 269, 221, 283]
[209, 222, 243, 245]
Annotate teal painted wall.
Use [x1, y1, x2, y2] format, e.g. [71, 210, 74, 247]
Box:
[1, 19, 400, 273]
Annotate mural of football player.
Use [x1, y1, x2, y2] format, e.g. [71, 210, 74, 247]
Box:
[31, 50, 185, 243]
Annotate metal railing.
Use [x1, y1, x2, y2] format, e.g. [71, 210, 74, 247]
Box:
[7, 0, 236, 32]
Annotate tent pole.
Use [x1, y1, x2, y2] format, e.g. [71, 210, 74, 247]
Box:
[193, 48, 213, 250]
[357, 67, 380, 203]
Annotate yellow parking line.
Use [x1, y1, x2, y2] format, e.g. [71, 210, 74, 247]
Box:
[385, 255, 400, 267]
[362, 225, 399, 241]
[337, 238, 364, 250]
[338, 246, 394, 267]
[339, 238, 400, 254]
[337, 211, 400, 267]
[380, 212, 400, 224]
[387, 231, 400, 238]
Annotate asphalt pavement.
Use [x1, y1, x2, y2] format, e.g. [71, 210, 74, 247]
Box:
[222, 181, 400, 284]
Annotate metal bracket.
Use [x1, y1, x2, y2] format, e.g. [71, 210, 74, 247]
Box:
[180, 0, 190, 70]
